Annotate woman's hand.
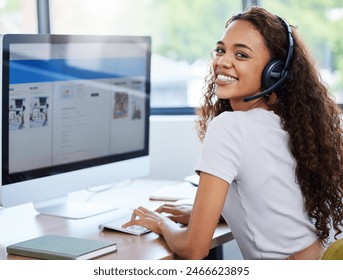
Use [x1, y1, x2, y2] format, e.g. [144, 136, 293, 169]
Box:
[122, 206, 174, 235]
[155, 203, 193, 225]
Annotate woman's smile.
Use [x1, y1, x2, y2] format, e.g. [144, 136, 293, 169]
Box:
[216, 74, 239, 84]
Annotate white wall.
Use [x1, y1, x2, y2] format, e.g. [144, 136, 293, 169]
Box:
[148, 115, 243, 260]
[147, 115, 201, 180]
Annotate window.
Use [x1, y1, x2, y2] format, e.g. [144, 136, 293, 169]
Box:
[262, 0, 343, 103]
[49, 0, 242, 109]
[0, 0, 37, 33]
[7, 1, 343, 110]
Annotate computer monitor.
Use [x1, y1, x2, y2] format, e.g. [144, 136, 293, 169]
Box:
[0, 34, 151, 219]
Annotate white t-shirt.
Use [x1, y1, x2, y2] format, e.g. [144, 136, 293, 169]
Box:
[195, 109, 317, 259]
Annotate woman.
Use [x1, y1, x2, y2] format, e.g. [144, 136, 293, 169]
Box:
[124, 6, 343, 259]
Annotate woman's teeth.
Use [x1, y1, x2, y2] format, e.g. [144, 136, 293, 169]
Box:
[217, 74, 238, 82]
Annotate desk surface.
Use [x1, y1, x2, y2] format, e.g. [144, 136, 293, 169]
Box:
[0, 179, 233, 260]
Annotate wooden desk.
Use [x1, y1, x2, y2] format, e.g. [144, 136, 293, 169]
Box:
[0, 179, 233, 260]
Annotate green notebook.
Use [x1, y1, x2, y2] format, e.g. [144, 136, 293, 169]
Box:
[7, 235, 117, 260]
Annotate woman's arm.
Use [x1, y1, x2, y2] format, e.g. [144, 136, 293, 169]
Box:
[123, 172, 229, 259]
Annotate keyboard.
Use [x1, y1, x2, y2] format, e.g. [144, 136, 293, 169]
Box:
[98, 211, 150, 236]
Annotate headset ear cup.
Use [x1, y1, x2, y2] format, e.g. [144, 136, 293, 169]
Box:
[262, 59, 285, 89]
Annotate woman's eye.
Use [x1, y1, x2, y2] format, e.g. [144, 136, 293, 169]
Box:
[214, 47, 225, 55]
[236, 52, 249, 59]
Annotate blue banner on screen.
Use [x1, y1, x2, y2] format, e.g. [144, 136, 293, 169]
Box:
[10, 57, 146, 84]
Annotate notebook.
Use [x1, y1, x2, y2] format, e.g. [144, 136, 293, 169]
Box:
[6, 235, 117, 260]
[184, 174, 199, 186]
[149, 182, 197, 201]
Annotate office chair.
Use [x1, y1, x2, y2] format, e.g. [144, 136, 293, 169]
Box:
[321, 239, 343, 260]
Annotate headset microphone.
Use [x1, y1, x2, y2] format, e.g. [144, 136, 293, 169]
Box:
[243, 72, 288, 102]
[244, 16, 294, 103]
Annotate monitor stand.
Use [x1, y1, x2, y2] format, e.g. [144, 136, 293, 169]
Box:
[33, 196, 118, 219]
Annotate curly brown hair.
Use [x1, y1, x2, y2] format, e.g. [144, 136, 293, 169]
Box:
[196, 6, 343, 243]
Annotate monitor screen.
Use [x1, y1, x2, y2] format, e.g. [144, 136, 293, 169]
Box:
[0, 34, 151, 218]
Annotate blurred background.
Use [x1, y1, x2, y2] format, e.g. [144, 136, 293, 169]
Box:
[1, 0, 342, 109]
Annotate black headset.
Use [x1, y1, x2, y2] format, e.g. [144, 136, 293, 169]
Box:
[243, 16, 294, 102]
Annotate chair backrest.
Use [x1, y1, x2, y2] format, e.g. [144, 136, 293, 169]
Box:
[322, 239, 343, 260]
